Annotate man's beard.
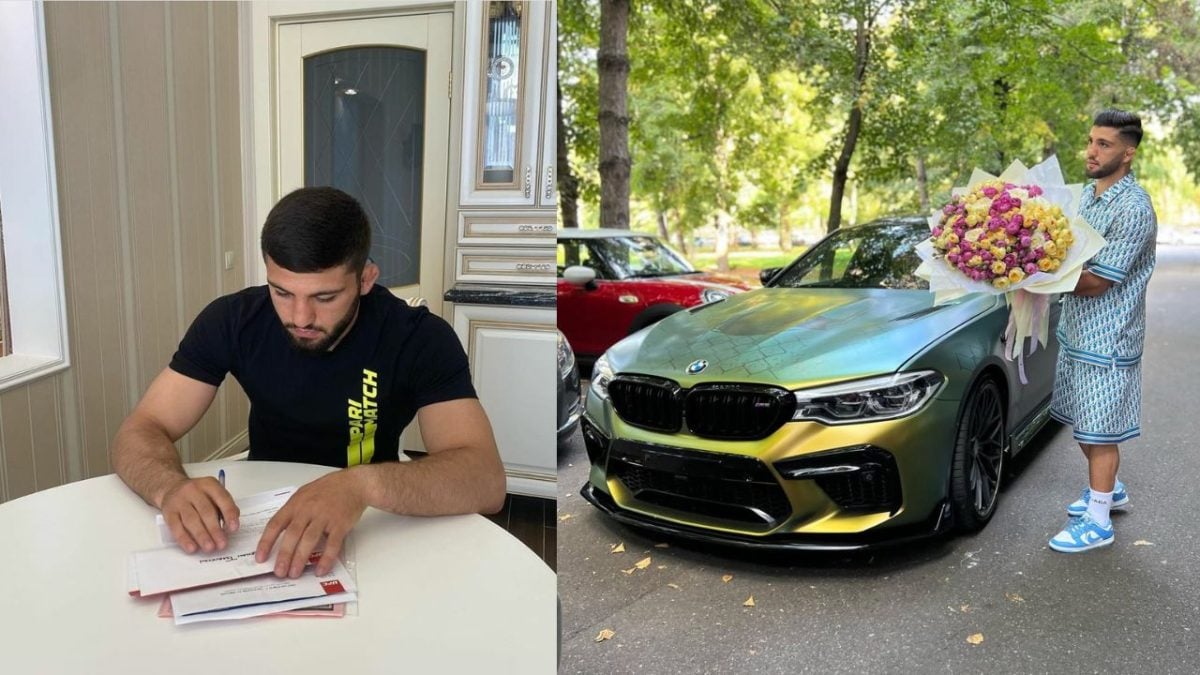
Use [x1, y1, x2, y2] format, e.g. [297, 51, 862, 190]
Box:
[1085, 155, 1124, 180]
[285, 296, 360, 352]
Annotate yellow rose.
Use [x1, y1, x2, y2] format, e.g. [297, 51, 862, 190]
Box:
[1008, 267, 1025, 283]
[946, 233, 960, 244]
[991, 261, 1007, 275]
[968, 255, 983, 267]
[1037, 258, 1054, 272]
[991, 246, 1006, 259]
[993, 277, 1011, 291]
[949, 246, 961, 256]
[1044, 241, 1058, 256]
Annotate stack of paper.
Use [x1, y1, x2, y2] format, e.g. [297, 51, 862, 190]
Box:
[126, 486, 358, 624]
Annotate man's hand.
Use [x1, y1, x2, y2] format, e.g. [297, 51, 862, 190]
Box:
[159, 477, 240, 554]
[254, 469, 369, 578]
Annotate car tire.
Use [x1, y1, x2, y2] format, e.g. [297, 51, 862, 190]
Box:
[949, 376, 1006, 532]
[627, 304, 684, 335]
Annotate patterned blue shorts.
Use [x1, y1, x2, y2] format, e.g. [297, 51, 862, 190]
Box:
[1049, 350, 1142, 444]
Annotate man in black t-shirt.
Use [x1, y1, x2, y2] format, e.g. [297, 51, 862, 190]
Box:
[111, 187, 505, 579]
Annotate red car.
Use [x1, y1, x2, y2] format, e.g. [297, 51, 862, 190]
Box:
[557, 229, 751, 362]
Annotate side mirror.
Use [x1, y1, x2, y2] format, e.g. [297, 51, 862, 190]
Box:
[563, 265, 598, 290]
[759, 267, 782, 286]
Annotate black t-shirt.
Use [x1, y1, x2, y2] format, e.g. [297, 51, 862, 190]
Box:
[169, 285, 477, 467]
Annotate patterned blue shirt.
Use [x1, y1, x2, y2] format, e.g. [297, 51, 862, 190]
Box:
[1057, 172, 1157, 368]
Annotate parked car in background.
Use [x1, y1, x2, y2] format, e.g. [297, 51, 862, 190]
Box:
[580, 217, 1061, 550]
[557, 229, 751, 365]
[558, 330, 582, 446]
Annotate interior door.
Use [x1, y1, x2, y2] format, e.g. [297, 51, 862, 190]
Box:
[278, 14, 451, 315]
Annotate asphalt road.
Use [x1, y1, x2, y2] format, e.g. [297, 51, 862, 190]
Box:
[557, 246, 1200, 674]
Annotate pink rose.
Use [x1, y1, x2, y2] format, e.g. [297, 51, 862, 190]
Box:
[1034, 247, 1045, 259]
[1020, 235, 1032, 248]
[933, 226, 943, 237]
[1029, 185, 1043, 197]
[1011, 213, 1024, 227]
[943, 204, 956, 215]
[1005, 221, 1021, 235]
[982, 187, 998, 197]
[1024, 262, 1038, 275]
[947, 254, 960, 264]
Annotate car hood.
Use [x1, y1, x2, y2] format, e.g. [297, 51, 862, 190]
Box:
[606, 288, 997, 388]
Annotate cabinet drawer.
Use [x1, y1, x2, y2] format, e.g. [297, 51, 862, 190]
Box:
[458, 211, 556, 247]
[455, 247, 555, 286]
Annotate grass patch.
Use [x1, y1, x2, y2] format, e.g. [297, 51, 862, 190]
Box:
[689, 249, 806, 273]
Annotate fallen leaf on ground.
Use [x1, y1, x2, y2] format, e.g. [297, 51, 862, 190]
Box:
[655, 543, 669, 549]
[1133, 540, 1154, 546]
[960, 605, 971, 613]
[595, 629, 615, 642]
[721, 574, 734, 583]
[667, 583, 680, 590]
[1006, 593, 1025, 604]
[621, 567, 635, 575]
[635, 556, 652, 570]
[966, 633, 984, 645]
[743, 596, 756, 607]
[559, 514, 572, 522]
[656, 565, 667, 570]
[611, 543, 625, 554]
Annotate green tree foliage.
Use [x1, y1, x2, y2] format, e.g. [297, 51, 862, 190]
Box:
[561, 0, 1200, 247]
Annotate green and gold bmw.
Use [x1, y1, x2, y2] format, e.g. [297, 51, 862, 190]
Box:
[579, 217, 1061, 550]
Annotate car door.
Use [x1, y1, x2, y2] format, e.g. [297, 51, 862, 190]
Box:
[1011, 293, 1063, 423]
[556, 239, 632, 358]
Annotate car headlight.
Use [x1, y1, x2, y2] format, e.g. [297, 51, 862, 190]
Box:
[791, 370, 945, 425]
[557, 331, 575, 378]
[700, 288, 730, 304]
[590, 354, 615, 400]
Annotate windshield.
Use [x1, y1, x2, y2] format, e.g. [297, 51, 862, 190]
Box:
[581, 236, 696, 279]
[770, 222, 930, 290]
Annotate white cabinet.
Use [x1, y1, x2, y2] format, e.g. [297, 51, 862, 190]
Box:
[458, 1, 555, 207]
[452, 303, 556, 498]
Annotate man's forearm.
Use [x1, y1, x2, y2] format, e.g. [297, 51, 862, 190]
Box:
[110, 419, 189, 509]
[348, 447, 506, 516]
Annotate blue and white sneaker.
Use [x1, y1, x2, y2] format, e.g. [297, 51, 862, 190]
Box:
[1066, 480, 1130, 517]
[1049, 514, 1115, 553]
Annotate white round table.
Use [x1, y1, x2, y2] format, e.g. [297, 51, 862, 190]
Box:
[0, 460, 556, 674]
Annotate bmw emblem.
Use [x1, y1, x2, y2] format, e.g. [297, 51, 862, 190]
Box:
[686, 359, 708, 375]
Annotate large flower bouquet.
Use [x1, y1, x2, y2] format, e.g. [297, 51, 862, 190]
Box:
[915, 156, 1106, 381]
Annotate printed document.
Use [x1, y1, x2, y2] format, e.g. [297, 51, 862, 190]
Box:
[128, 487, 301, 597]
[169, 557, 357, 625]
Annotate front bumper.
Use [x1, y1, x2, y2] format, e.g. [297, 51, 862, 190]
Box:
[581, 481, 952, 551]
[581, 393, 962, 547]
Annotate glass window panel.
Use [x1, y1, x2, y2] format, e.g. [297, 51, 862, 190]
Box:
[480, 1, 523, 185]
[0, 199, 9, 355]
[305, 47, 426, 288]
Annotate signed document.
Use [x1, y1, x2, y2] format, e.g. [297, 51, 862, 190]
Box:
[127, 487, 302, 597]
[168, 557, 357, 625]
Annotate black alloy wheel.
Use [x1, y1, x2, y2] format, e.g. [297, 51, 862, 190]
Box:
[949, 376, 1006, 532]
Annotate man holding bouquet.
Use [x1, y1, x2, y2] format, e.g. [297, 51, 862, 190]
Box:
[1048, 109, 1157, 553]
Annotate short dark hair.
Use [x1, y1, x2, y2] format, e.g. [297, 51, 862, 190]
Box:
[1093, 109, 1143, 147]
[260, 187, 371, 273]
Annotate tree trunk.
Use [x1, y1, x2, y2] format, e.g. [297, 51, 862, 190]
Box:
[656, 210, 670, 240]
[827, 15, 871, 234]
[916, 154, 930, 213]
[556, 59, 580, 228]
[598, 0, 631, 230]
[673, 218, 690, 257]
[779, 200, 793, 252]
[714, 214, 730, 272]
